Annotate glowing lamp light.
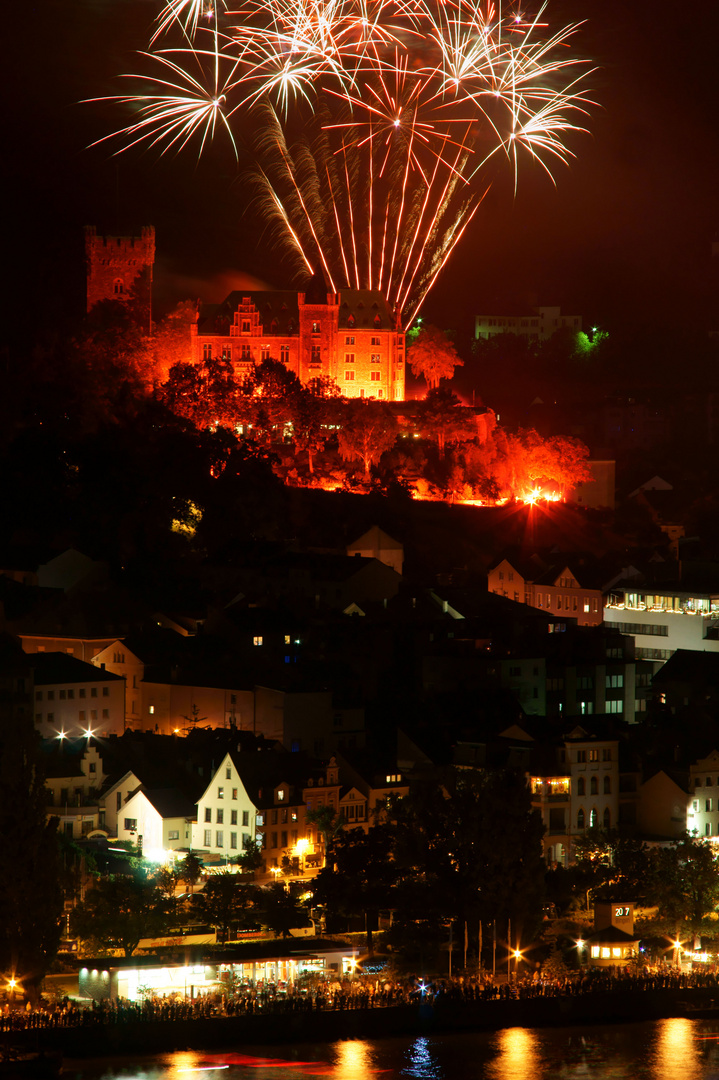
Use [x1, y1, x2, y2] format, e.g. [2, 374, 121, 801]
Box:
[294, 838, 310, 857]
[56, 730, 66, 740]
[513, 949, 522, 959]
[7, 978, 17, 990]
[576, 939, 584, 949]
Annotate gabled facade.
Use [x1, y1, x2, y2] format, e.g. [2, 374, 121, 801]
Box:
[192, 286, 405, 401]
[193, 752, 257, 859]
[101, 769, 144, 835]
[116, 787, 195, 857]
[487, 558, 603, 627]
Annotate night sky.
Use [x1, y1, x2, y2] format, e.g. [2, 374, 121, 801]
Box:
[6, 0, 719, 342]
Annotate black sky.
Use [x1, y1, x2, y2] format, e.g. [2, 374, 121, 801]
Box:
[6, 0, 719, 341]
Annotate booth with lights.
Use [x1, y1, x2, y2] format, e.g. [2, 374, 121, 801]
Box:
[77, 943, 355, 1002]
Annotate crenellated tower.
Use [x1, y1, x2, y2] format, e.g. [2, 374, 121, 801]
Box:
[84, 225, 155, 331]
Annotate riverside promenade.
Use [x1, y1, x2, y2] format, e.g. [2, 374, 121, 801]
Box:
[4, 977, 719, 1057]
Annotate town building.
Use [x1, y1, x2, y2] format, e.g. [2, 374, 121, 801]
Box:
[687, 749, 719, 840]
[191, 277, 406, 401]
[193, 752, 258, 861]
[30, 653, 125, 738]
[584, 902, 640, 967]
[488, 556, 604, 628]
[474, 305, 582, 342]
[604, 586, 719, 660]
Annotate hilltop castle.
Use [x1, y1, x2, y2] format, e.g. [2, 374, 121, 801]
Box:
[192, 273, 406, 401]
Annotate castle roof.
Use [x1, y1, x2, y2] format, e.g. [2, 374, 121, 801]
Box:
[196, 288, 396, 337]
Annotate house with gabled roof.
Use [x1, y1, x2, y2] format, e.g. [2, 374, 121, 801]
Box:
[116, 786, 196, 857]
[487, 554, 603, 627]
[192, 752, 257, 862]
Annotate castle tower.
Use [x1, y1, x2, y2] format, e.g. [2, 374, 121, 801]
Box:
[84, 226, 155, 331]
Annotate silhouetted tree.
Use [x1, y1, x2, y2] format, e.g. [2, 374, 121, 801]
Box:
[408, 324, 464, 389]
[337, 400, 398, 478]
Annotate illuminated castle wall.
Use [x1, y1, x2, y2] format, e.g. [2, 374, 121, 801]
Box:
[192, 277, 406, 400]
[84, 226, 155, 328]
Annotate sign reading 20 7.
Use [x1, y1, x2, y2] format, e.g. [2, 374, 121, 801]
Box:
[614, 907, 631, 917]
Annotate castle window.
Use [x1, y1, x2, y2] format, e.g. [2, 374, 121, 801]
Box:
[345, 336, 355, 345]
[345, 371, 355, 381]
[113, 279, 124, 294]
[370, 371, 381, 381]
[312, 321, 320, 334]
[271, 318, 279, 333]
[345, 353, 355, 363]
[311, 346, 321, 364]
[221, 345, 231, 360]
[371, 354, 381, 363]
[378, 389, 383, 398]
[241, 344, 251, 360]
[261, 346, 271, 361]
[280, 344, 290, 362]
[374, 315, 381, 328]
[347, 315, 355, 329]
[242, 320, 251, 334]
[203, 344, 212, 361]
[371, 336, 381, 346]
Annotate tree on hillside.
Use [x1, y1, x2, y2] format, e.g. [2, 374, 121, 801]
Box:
[0, 643, 63, 993]
[71, 873, 175, 956]
[311, 826, 395, 953]
[192, 870, 254, 944]
[385, 770, 545, 954]
[255, 881, 306, 938]
[337, 400, 398, 478]
[152, 300, 197, 382]
[408, 324, 464, 390]
[417, 387, 476, 459]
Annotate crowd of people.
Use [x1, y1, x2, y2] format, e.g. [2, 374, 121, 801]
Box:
[3, 966, 719, 1033]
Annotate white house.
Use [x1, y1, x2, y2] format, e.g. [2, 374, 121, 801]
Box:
[192, 753, 257, 860]
[116, 787, 196, 859]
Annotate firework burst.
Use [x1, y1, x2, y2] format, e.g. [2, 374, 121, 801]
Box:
[92, 0, 593, 325]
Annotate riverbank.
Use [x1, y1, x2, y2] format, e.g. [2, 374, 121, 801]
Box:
[4, 987, 719, 1059]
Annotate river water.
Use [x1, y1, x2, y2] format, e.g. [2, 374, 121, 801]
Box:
[60, 1018, 719, 1080]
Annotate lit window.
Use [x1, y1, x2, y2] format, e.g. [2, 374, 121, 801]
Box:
[232, 788, 238, 799]
[253, 636, 263, 646]
[217, 809, 224, 824]
[149, 705, 155, 715]
[218, 787, 224, 799]
[277, 789, 285, 801]
[216, 831, 224, 847]
[204, 830, 211, 846]
[591, 946, 600, 958]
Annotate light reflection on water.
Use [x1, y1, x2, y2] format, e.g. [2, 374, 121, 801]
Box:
[63, 1019, 719, 1080]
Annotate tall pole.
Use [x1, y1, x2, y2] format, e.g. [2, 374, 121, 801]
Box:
[448, 922, 453, 979]
[492, 920, 496, 978]
[507, 918, 511, 982]
[479, 920, 483, 974]
[464, 921, 468, 971]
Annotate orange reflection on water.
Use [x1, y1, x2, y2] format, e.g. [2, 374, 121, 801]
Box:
[332, 1040, 378, 1080]
[652, 1017, 700, 1080]
[487, 1027, 544, 1080]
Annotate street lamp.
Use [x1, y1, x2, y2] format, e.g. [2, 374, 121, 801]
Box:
[576, 939, 585, 967]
